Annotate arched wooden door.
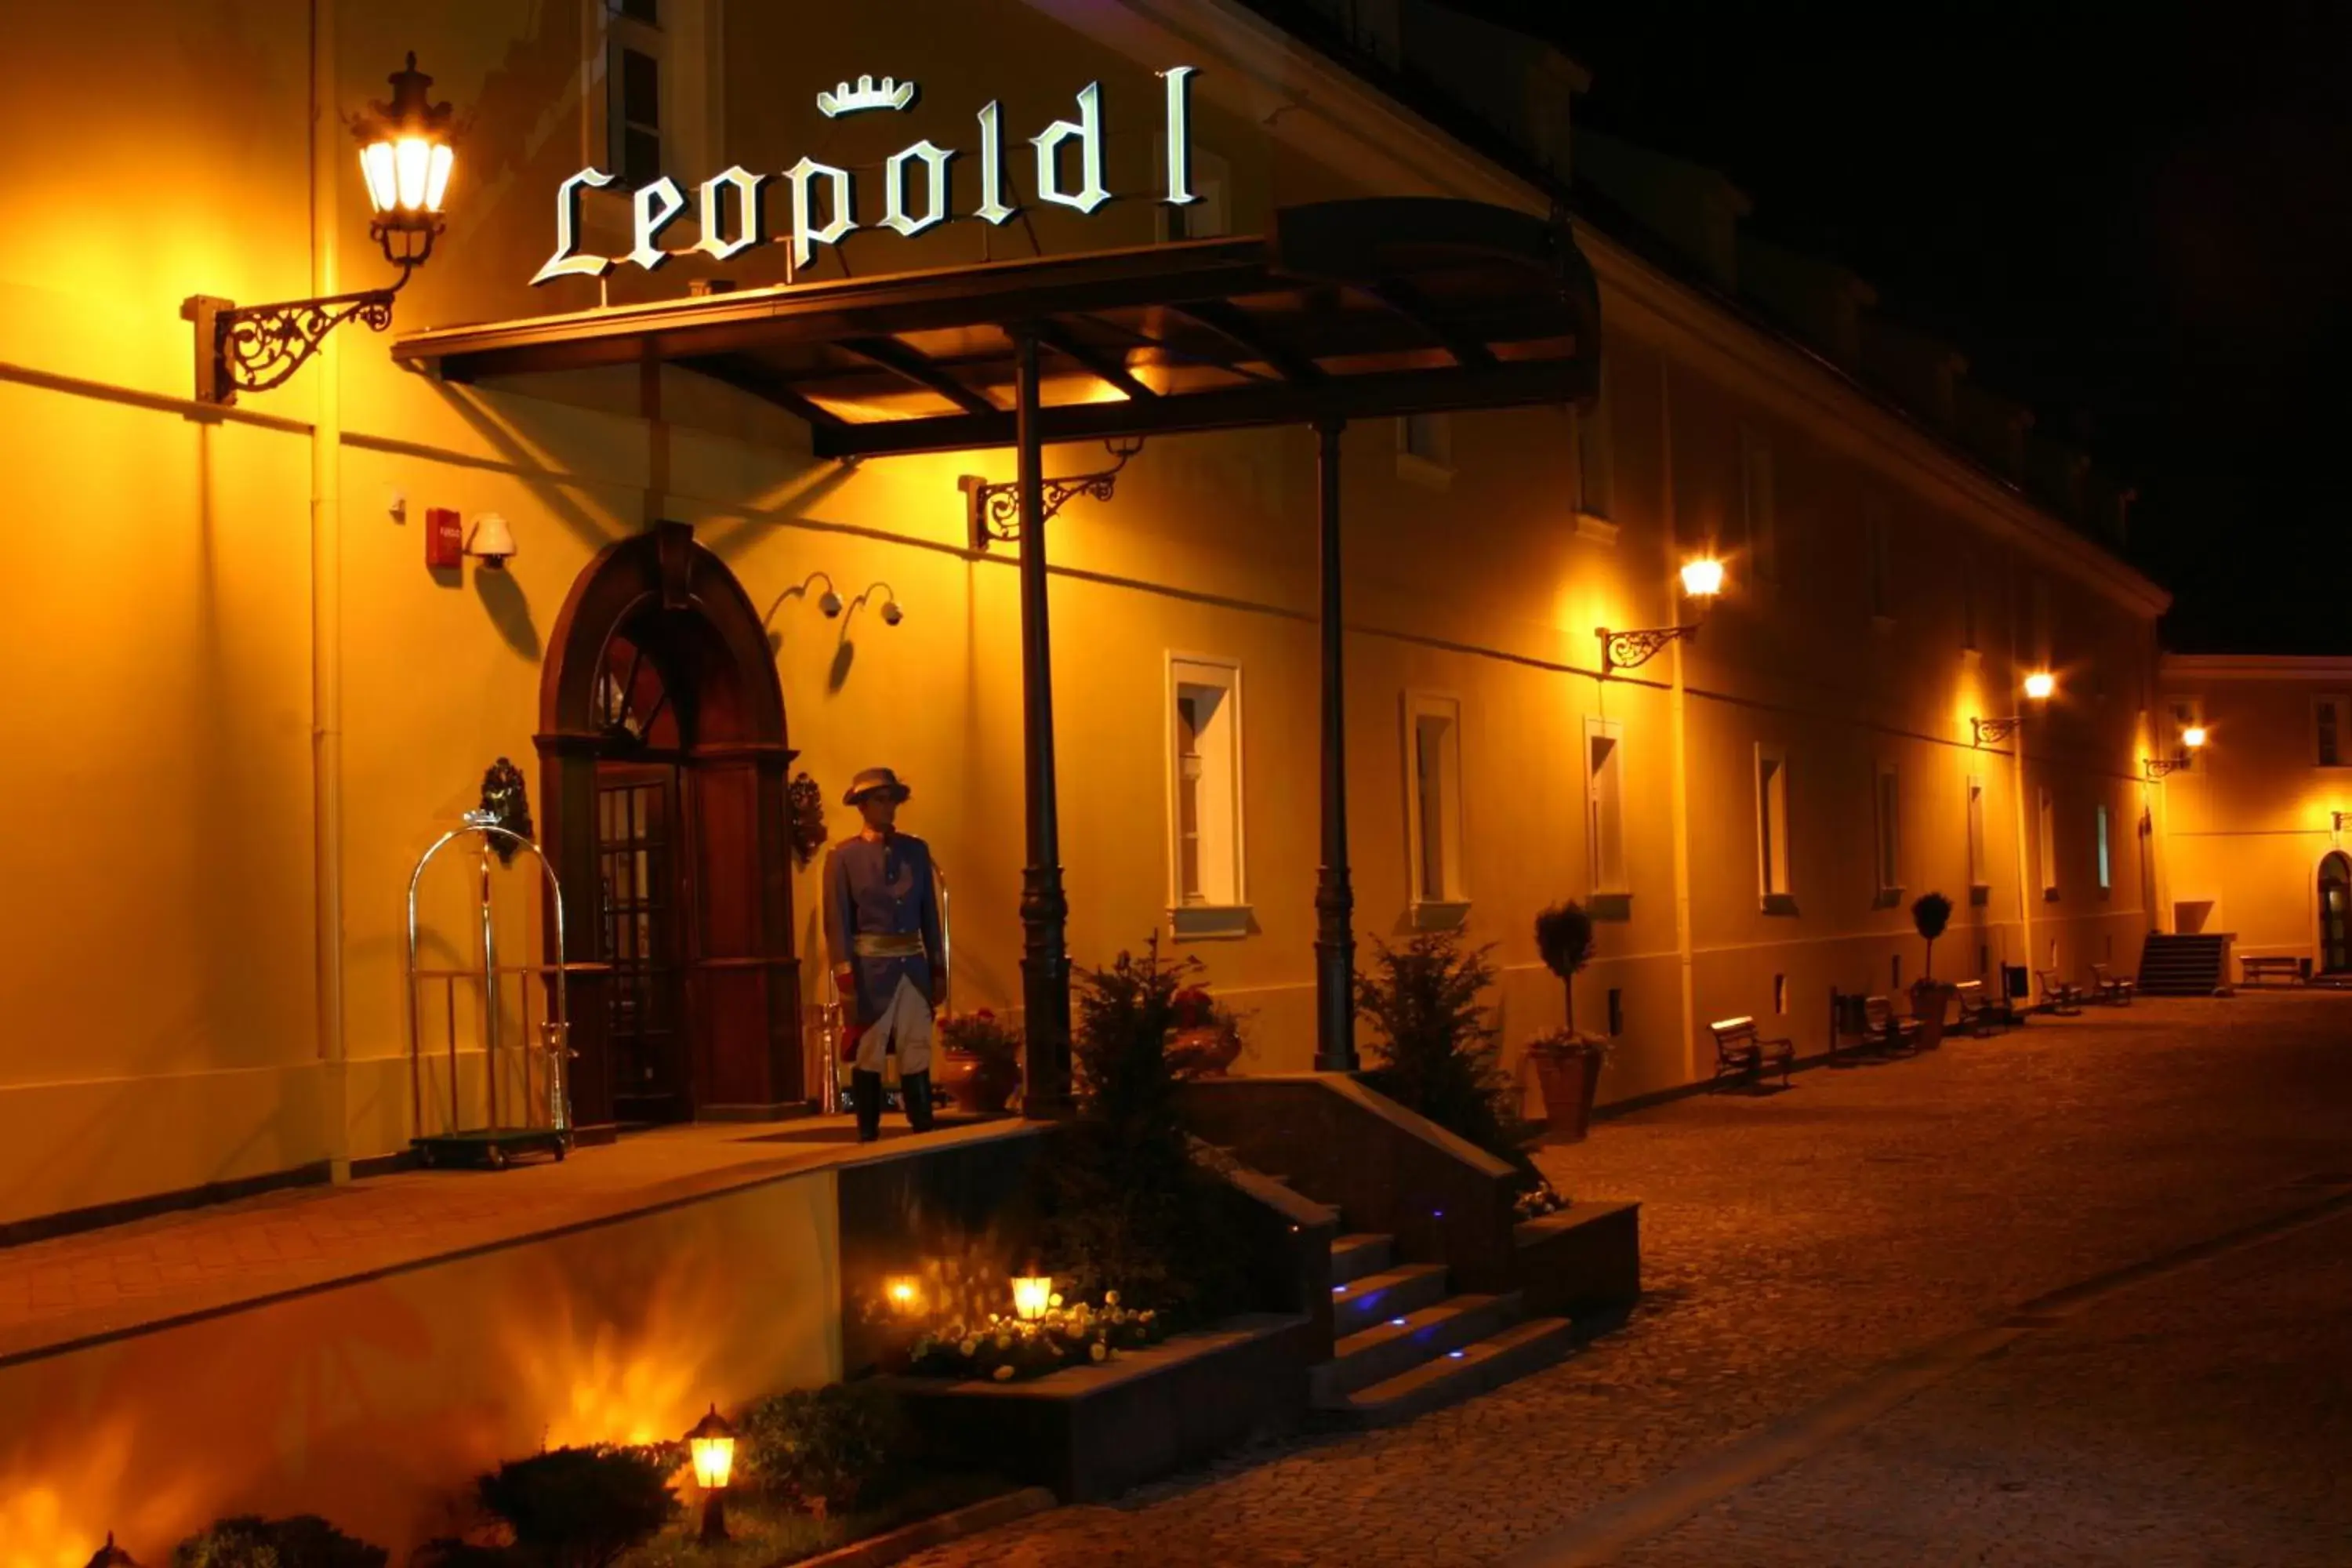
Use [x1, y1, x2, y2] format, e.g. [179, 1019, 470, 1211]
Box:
[2320, 852, 2351, 975]
[539, 522, 802, 1134]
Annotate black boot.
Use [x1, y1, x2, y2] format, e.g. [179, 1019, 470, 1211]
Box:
[902, 1070, 935, 1133]
[850, 1069, 884, 1142]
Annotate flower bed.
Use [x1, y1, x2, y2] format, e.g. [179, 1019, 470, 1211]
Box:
[907, 1291, 1168, 1382]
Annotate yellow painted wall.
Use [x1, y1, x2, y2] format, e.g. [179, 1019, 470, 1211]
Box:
[0, 0, 2169, 1228]
[2155, 657, 2352, 960]
[0, 1167, 840, 1568]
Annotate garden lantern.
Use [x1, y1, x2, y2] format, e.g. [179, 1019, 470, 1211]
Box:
[684, 1403, 738, 1544]
[1012, 1273, 1054, 1322]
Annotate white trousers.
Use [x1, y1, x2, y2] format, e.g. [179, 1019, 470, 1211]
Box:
[854, 975, 933, 1076]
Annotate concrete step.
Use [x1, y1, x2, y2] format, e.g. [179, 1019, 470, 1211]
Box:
[1334, 1316, 1576, 1427]
[1331, 1262, 1450, 1337]
[1308, 1290, 1524, 1405]
[1328, 1232, 1396, 1287]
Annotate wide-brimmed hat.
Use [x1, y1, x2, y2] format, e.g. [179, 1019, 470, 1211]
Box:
[844, 766, 912, 806]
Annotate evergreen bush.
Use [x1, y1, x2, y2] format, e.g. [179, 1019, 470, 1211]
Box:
[738, 1383, 911, 1516]
[466, 1446, 677, 1568]
[172, 1516, 387, 1568]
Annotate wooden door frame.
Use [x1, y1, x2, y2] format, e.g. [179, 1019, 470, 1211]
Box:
[539, 521, 802, 1138]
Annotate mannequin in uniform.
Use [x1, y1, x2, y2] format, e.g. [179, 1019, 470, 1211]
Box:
[822, 767, 946, 1141]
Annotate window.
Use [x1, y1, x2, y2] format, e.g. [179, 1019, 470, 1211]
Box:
[1586, 717, 1627, 894]
[2318, 695, 2349, 767]
[1864, 498, 1892, 623]
[1575, 368, 1613, 520]
[1395, 412, 1453, 488]
[2032, 578, 2053, 668]
[1757, 744, 1793, 909]
[1966, 775, 1989, 899]
[2095, 804, 2112, 894]
[1873, 761, 1902, 898]
[608, 0, 665, 186]
[2038, 786, 2058, 900]
[1155, 143, 1231, 240]
[1168, 658, 1247, 936]
[1406, 694, 1467, 924]
[1741, 430, 1777, 582]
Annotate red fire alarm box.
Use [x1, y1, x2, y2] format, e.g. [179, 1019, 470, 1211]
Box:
[425, 506, 464, 571]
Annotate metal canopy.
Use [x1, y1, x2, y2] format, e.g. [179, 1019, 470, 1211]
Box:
[392, 198, 1601, 459]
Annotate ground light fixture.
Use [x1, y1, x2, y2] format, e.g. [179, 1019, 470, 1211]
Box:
[2144, 725, 2207, 779]
[1011, 1273, 1055, 1322]
[1972, 672, 2059, 747]
[685, 1404, 739, 1544]
[1596, 556, 1726, 676]
[183, 52, 456, 404]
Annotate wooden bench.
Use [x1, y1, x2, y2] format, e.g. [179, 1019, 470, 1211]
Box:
[1863, 994, 1921, 1052]
[1951, 978, 2006, 1036]
[2088, 963, 2136, 1006]
[2241, 955, 2303, 988]
[2035, 968, 2085, 1014]
[1708, 1015, 1795, 1089]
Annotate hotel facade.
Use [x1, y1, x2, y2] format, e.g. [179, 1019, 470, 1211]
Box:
[2, 0, 2176, 1233]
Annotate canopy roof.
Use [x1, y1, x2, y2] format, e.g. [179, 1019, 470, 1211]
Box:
[393, 198, 1600, 459]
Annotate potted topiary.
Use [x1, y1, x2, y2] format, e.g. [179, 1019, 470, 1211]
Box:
[1529, 901, 1609, 1142]
[1908, 891, 1955, 1050]
[1163, 982, 1246, 1078]
[935, 1007, 1022, 1113]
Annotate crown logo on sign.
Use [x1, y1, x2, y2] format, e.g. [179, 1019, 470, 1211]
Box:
[815, 74, 918, 118]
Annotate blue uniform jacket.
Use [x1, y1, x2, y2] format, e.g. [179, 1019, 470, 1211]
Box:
[822, 832, 944, 1024]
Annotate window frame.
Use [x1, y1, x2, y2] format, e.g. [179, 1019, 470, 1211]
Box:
[1165, 654, 1250, 939]
[1585, 716, 1628, 898]
[2317, 694, 2350, 768]
[1872, 759, 1904, 904]
[1864, 495, 1893, 627]
[1575, 362, 1614, 523]
[2095, 802, 2112, 895]
[1394, 412, 1454, 489]
[1403, 691, 1469, 928]
[1740, 428, 1777, 583]
[1965, 773, 1990, 904]
[2038, 784, 2059, 902]
[1756, 742, 1795, 913]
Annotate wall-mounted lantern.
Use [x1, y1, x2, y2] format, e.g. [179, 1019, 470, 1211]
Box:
[183, 53, 456, 404]
[1972, 671, 2057, 747]
[1596, 556, 1724, 676]
[2144, 724, 2205, 779]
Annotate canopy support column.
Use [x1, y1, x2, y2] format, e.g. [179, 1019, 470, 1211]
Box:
[1014, 328, 1075, 1116]
[1313, 418, 1358, 1073]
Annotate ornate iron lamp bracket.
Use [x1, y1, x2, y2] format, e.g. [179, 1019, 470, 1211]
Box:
[1972, 715, 2024, 747]
[1596, 623, 1697, 677]
[183, 263, 421, 407]
[2143, 754, 2195, 780]
[961, 438, 1144, 551]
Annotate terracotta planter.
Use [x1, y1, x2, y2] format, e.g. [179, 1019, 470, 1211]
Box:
[1530, 1044, 1603, 1142]
[1167, 1023, 1243, 1079]
[1908, 979, 1951, 1050]
[937, 1050, 1020, 1114]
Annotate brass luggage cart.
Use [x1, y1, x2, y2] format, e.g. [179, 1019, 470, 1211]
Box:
[405, 808, 575, 1168]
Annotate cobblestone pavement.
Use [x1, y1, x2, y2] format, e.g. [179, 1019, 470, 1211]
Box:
[1604, 1203, 2352, 1566]
[899, 994, 2352, 1566]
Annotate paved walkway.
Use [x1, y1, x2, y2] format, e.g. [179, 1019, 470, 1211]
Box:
[901, 993, 2352, 1566]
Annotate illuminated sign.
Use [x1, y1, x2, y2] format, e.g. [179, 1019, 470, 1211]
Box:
[534, 67, 1198, 286]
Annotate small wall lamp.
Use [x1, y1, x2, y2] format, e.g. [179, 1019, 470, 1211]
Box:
[465, 513, 516, 569]
[857, 583, 906, 626]
[183, 53, 458, 404]
[1597, 556, 1723, 676]
[1973, 673, 2057, 746]
[2144, 726, 2206, 779]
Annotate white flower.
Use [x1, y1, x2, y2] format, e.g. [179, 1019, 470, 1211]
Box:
[1048, 1292, 1064, 1308]
[1089, 1341, 1108, 1362]
[1104, 1290, 1121, 1307]
[958, 1338, 978, 1357]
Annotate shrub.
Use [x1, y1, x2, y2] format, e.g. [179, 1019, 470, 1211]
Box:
[739, 1383, 911, 1516]
[472, 1446, 677, 1568]
[1035, 937, 1241, 1317]
[1356, 933, 1533, 1167]
[936, 1007, 1021, 1073]
[173, 1517, 387, 1568]
[907, 1291, 1167, 1383]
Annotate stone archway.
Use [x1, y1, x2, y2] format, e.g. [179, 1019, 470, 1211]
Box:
[539, 521, 803, 1134]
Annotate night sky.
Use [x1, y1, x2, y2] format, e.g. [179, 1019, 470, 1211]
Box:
[1472, 0, 2352, 652]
